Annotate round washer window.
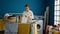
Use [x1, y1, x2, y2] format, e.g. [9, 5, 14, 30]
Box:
[37, 24, 41, 29]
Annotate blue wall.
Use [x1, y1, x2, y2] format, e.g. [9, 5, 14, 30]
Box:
[0, 0, 46, 18]
[0, 0, 54, 25]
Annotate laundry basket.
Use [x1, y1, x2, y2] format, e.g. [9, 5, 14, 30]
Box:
[18, 24, 30, 34]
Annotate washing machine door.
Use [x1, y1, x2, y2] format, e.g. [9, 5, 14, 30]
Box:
[37, 24, 41, 31]
[37, 20, 43, 31]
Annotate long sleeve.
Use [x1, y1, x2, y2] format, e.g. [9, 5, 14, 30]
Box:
[29, 10, 34, 19]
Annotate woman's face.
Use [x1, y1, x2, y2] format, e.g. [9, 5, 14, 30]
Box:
[25, 6, 29, 12]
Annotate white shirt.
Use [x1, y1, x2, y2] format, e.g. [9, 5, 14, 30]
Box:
[4, 13, 10, 17]
[21, 10, 34, 23]
[4, 13, 12, 17]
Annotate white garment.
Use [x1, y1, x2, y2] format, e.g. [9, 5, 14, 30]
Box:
[4, 13, 10, 17]
[21, 10, 34, 23]
[4, 13, 12, 17]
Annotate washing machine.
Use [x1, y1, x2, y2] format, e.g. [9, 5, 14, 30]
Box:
[37, 20, 43, 34]
[31, 20, 43, 34]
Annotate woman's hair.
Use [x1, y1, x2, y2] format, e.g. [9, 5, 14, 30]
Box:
[25, 4, 29, 7]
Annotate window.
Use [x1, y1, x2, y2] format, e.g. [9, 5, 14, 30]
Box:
[54, 0, 60, 25]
